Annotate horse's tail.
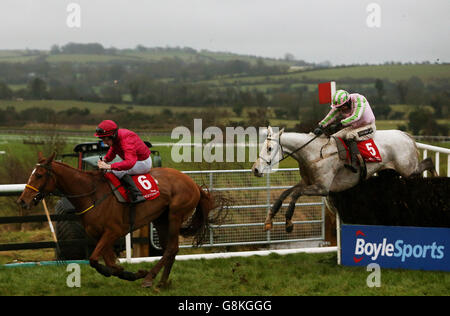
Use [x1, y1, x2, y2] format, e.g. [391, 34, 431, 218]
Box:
[180, 185, 229, 246]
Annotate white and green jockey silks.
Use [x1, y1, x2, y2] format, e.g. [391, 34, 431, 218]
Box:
[319, 93, 375, 129]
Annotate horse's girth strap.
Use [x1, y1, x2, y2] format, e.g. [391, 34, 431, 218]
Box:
[75, 204, 95, 216]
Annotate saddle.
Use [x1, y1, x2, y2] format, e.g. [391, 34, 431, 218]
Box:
[104, 172, 160, 203]
[333, 137, 382, 181]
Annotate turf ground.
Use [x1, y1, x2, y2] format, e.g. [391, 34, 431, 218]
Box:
[0, 252, 448, 296]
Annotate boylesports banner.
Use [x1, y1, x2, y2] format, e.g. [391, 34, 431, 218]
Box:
[341, 224, 450, 271]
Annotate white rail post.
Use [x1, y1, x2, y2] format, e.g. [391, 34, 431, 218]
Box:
[125, 233, 132, 263]
[423, 149, 428, 177]
[448, 154, 450, 177]
[336, 211, 342, 265]
[435, 152, 440, 176]
[266, 172, 271, 243]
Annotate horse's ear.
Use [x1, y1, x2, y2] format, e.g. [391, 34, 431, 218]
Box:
[46, 152, 56, 164]
[38, 152, 45, 163]
[267, 126, 273, 136]
[279, 128, 285, 135]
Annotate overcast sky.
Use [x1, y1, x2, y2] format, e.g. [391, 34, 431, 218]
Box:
[0, 0, 449, 65]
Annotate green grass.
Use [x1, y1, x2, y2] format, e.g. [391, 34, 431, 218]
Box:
[292, 64, 450, 83]
[0, 49, 295, 67]
[0, 252, 448, 295]
[199, 64, 450, 87]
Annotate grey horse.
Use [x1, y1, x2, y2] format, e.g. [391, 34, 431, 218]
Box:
[252, 126, 437, 232]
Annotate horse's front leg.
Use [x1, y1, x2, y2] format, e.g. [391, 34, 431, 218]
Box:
[265, 184, 301, 231]
[89, 232, 115, 277]
[284, 183, 329, 233]
[102, 246, 147, 281]
[285, 189, 303, 233]
[89, 230, 125, 278]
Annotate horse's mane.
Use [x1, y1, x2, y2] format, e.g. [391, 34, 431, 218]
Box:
[53, 161, 105, 179]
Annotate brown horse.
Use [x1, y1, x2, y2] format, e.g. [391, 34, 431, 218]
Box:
[17, 152, 219, 288]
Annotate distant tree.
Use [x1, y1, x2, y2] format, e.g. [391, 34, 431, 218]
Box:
[232, 102, 244, 117]
[50, 44, 61, 54]
[27, 78, 48, 99]
[254, 91, 268, 107]
[429, 94, 444, 118]
[61, 42, 105, 54]
[405, 76, 425, 105]
[48, 85, 78, 100]
[374, 79, 385, 102]
[0, 82, 13, 99]
[372, 103, 392, 119]
[395, 80, 408, 104]
[407, 107, 447, 135]
[128, 81, 140, 104]
[100, 86, 122, 103]
[135, 45, 147, 52]
[284, 53, 295, 62]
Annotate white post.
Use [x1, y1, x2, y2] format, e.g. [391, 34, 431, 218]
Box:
[448, 154, 450, 178]
[423, 149, 428, 177]
[125, 233, 132, 263]
[330, 81, 336, 101]
[336, 211, 342, 265]
[435, 152, 440, 176]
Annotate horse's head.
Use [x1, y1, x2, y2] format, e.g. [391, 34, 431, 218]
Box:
[17, 152, 57, 210]
[252, 126, 284, 177]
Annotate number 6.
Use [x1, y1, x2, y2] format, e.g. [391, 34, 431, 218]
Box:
[138, 175, 152, 190]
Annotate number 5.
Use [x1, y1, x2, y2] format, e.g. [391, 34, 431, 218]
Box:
[366, 143, 376, 156]
[138, 175, 152, 190]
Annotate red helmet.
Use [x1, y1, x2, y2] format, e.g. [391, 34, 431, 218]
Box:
[95, 120, 118, 138]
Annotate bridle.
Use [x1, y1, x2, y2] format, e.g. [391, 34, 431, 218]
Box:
[257, 136, 284, 168]
[25, 162, 97, 204]
[258, 133, 320, 168]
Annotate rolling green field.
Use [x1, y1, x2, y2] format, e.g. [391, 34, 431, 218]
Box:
[0, 49, 296, 67]
[198, 64, 450, 86]
[0, 252, 448, 296]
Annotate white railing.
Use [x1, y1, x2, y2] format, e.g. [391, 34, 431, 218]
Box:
[416, 142, 450, 177]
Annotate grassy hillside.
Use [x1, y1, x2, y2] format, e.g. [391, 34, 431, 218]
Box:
[199, 64, 450, 86]
[0, 48, 296, 67]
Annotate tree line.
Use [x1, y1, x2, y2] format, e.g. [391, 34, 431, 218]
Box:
[0, 43, 448, 135]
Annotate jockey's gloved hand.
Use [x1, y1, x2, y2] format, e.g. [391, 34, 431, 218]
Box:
[313, 126, 324, 136]
[335, 121, 343, 130]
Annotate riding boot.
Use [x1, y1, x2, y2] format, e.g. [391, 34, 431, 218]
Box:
[120, 174, 146, 204]
[345, 139, 361, 173]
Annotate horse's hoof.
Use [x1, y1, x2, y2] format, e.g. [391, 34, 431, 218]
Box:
[117, 271, 138, 281]
[264, 222, 273, 231]
[285, 220, 293, 233]
[141, 279, 153, 288]
[135, 270, 148, 279]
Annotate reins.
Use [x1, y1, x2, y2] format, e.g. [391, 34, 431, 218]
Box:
[259, 134, 320, 167]
[277, 134, 320, 163]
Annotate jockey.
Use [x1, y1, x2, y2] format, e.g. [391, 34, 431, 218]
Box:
[313, 90, 376, 172]
[95, 120, 151, 204]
